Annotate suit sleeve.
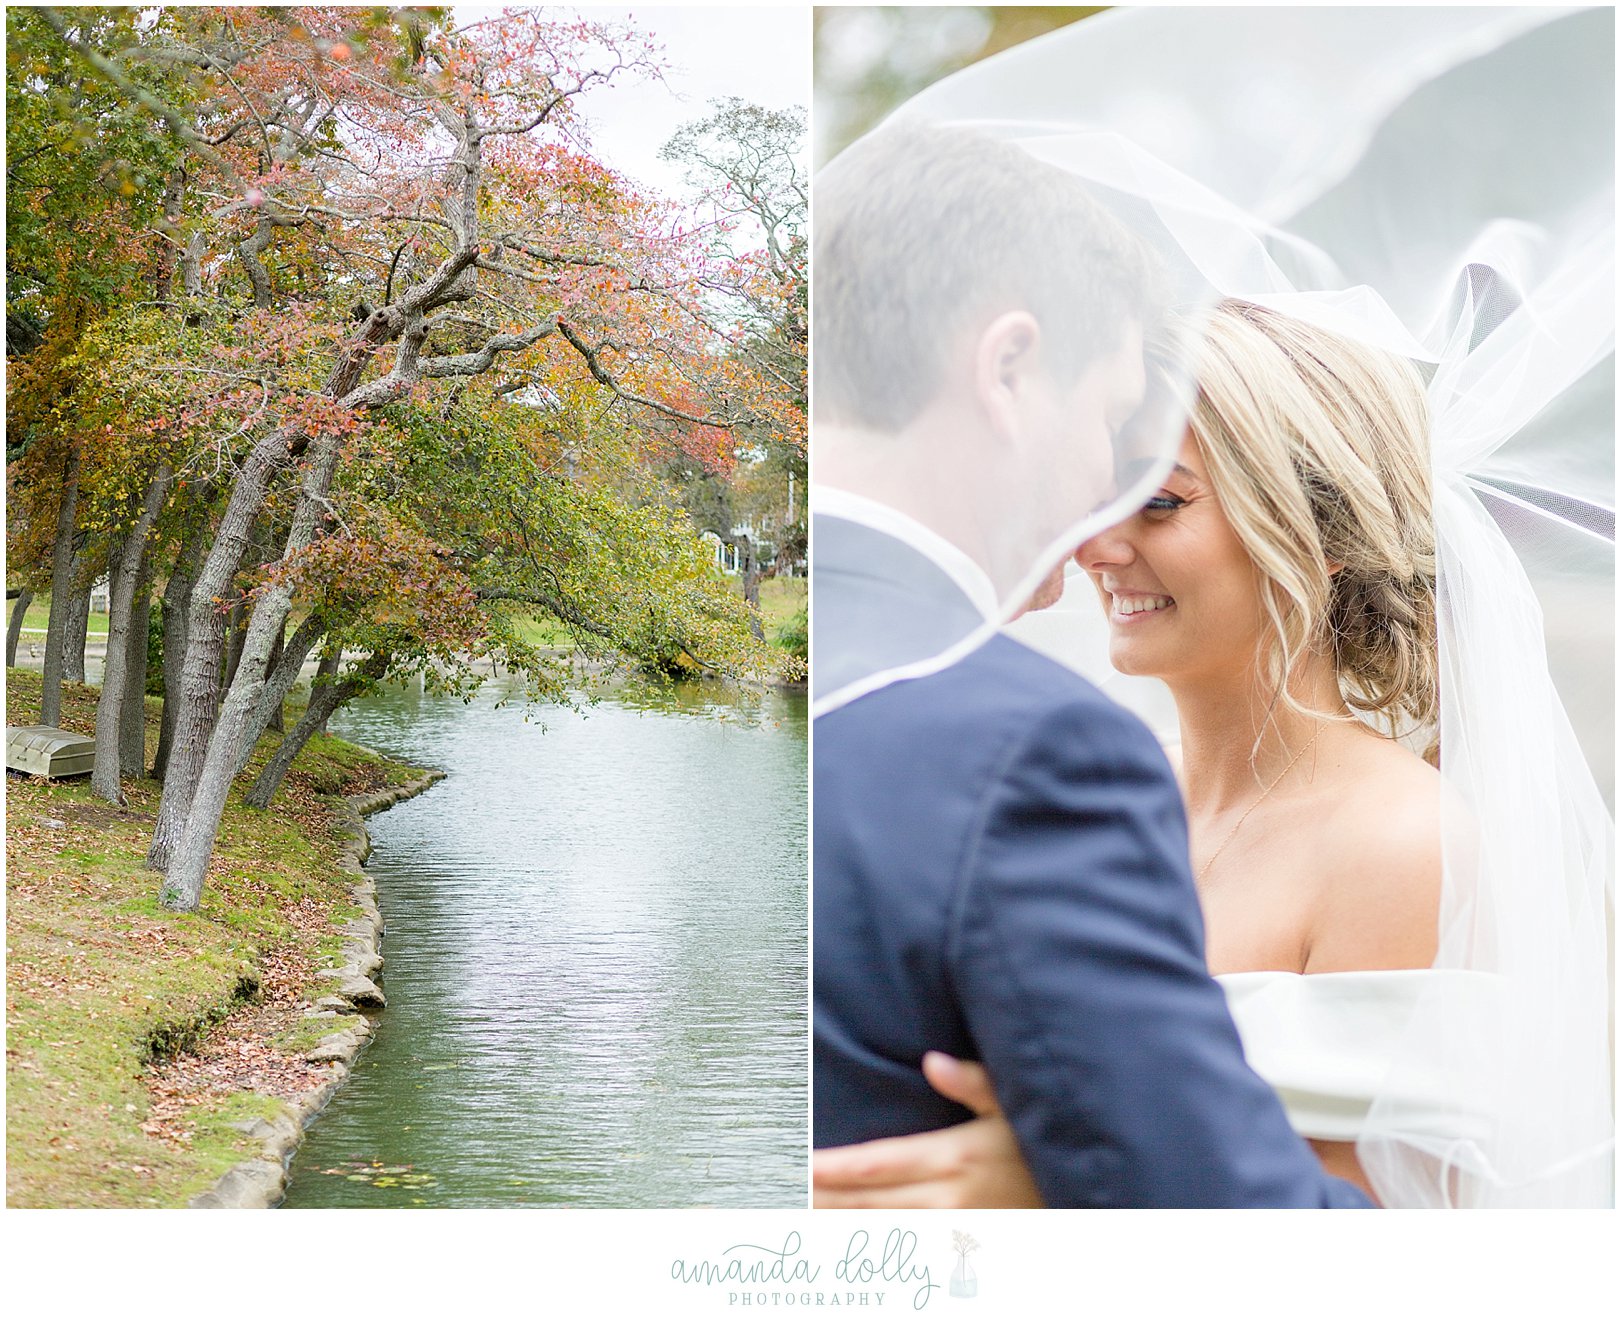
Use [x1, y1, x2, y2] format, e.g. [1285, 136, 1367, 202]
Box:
[946, 696, 1370, 1208]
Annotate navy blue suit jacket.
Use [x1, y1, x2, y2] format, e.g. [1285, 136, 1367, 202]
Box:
[813, 513, 1369, 1208]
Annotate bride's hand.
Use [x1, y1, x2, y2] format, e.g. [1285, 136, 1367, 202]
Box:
[812, 1053, 1044, 1208]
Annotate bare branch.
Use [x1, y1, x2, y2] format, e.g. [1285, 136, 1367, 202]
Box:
[556, 320, 730, 430]
[418, 319, 560, 379]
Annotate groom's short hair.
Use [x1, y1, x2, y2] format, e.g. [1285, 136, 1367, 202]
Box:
[813, 122, 1163, 432]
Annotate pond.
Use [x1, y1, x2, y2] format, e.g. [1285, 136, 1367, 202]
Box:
[279, 673, 807, 1208]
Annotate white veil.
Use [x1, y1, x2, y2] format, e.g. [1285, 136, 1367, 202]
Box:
[811, 117, 1211, 717]
[897, 6, 1615, 1207]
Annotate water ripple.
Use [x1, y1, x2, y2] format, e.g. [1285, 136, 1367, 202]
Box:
[281, 677, 807, 1208]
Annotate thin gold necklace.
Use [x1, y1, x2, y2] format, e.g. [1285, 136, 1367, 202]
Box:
[1195, 722, 1325, 883]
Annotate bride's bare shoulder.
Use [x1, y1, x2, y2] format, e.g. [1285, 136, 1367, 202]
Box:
[1303, 740, 1442, 974]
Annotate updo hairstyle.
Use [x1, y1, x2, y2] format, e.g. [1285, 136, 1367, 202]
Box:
[1185, 300, 1438, 755]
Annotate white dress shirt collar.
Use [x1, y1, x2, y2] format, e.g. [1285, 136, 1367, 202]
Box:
[814, 485, 998, 623]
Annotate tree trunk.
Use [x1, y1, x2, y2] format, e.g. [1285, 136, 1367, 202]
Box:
[148, 454, 289, 872]
[6, 588, 33, 668]
[230, 612, 326, 779]
[265, 623, 286, 733]
[92, 531, 130, 795]
[152, 531, 204, 780]
[160, 437, 340, 910]
[40, 442, 81, 727]
[120, 557, 154, 777]
[314, 648, 342, 734]
[223, 595, 247, 692]
[92, 466, 169, 803]
[147, 598, 227, 868]
[246, 651, 389, 809]
[739, 536, 764, 642]
[63, 575, 91, 685]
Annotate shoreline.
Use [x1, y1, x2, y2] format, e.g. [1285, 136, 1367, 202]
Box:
[5, 667, 447, 1208]
[189, 770, 445, 1210]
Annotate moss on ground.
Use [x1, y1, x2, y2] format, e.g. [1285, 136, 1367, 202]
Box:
[5, 667, 418, 1208]
[274, 1013, 360, 1057]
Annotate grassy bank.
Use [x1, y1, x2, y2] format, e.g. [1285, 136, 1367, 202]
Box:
[757, 575, 805, 639]
[15, 597, 111, 638]
[5, 668, 422, 1207]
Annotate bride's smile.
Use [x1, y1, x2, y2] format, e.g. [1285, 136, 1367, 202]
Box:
[1108, 591, 1174, 619]
[1075, 438, 1267, 686]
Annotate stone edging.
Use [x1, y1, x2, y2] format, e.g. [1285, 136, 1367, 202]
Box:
[188, 769, 446, 1209]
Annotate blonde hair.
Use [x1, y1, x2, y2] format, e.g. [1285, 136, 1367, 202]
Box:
[1182, 300, 1437, 755]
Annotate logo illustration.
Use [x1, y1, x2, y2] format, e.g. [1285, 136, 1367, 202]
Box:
[949, 1230, 980, 1299]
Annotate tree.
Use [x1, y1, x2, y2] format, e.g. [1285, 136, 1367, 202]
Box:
[6, 7, 187, 310]
[7, 7, 190, 731]
[7, 305, 92, 728]
[659, 100, 808, 624]
[6, 588, 32, 667]
[660, 98, 807, 398]
[18, 8, 798, 911]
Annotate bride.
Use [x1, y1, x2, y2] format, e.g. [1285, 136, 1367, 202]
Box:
[814, 5, 1613, 1209]
[816, 299, 1446, 1204]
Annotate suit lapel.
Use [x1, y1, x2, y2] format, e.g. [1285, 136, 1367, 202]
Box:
[812, 514, 988, 708]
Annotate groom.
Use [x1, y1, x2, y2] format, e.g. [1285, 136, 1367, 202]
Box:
[811, 124, 1368, 1208]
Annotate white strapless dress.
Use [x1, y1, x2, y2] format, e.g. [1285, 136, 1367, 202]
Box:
[1217, 969, 1501, 1145]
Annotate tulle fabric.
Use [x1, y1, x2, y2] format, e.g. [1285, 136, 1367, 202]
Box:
[810, 127, 1207, 718]
[891, 6, 1614, 1206]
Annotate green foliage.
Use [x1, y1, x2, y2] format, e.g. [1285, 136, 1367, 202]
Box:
[302, 386, 793, 691]
[774, 605, 808, 663]
[5, 7, 191, 314]
[145, 596, 165, 695]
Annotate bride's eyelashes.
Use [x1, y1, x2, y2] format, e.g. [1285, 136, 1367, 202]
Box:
[1145, 493, 1187, 513]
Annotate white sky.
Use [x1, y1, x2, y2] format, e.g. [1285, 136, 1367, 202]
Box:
[454, 4, 811, 200]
